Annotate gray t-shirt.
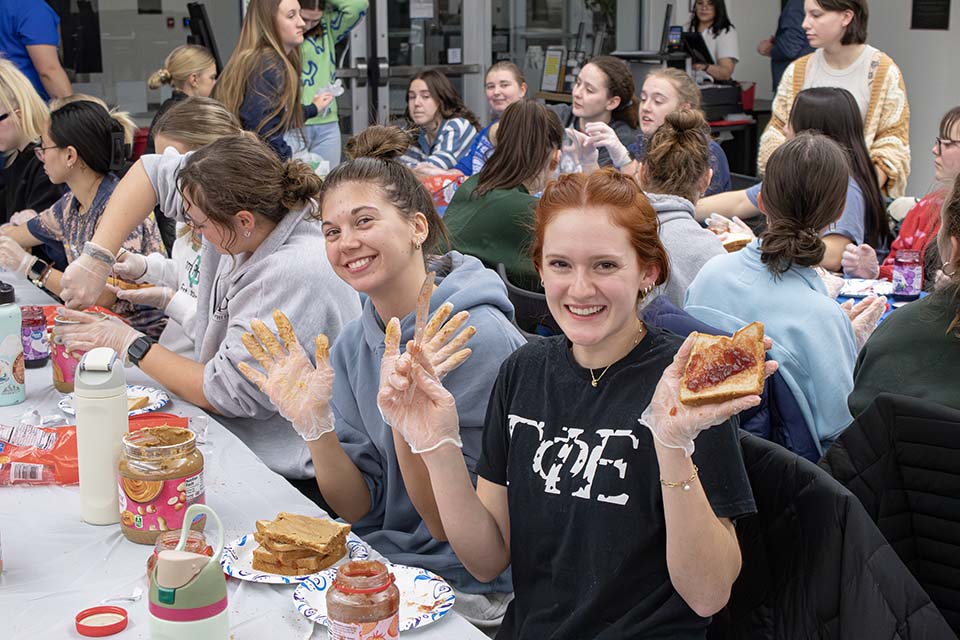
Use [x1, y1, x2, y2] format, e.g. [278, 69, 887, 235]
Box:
[747, 176, 865, 243]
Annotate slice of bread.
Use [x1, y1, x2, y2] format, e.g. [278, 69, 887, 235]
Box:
[678, 322, 765, 407]
[127, 396, 150, 412]
[256, 513, 351, 554]
[251, 543, 344, 576]
[252, 540, 345, 567]
[722, 233, 754, 253]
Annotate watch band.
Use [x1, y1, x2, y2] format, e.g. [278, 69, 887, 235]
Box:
[127, 335, 156, 367]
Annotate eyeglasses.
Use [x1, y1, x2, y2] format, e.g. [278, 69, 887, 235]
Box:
[936, 137, 959, 155]
[34, 144, 58, 161]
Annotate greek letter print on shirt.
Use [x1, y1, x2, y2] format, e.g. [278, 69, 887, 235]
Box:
[476, 329, 756, 640]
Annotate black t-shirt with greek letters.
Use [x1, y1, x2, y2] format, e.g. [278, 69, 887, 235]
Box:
[476, 327, 756, 640]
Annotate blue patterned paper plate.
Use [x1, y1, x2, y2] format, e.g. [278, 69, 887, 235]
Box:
[59, 384, 169, 417]
[220, 531, 370, 585]
[293, 562, 456, 631]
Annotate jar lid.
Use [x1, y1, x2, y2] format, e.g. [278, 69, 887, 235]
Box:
[0, 281, 13, 305]
[75, 606, 128, 637]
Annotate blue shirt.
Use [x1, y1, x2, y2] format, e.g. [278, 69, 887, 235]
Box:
[453, 121, 496, 176]
[0, 0, 60, 100]
[746, 176, 865, 244]
[684, 240, 857, 453]
[630, 135, 732, 196]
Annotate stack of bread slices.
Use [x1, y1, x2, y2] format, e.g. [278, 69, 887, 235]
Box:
[252, 512, 351, 576]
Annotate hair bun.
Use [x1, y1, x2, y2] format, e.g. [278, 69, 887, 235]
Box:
[345, 126, 415, 161]
[147, 67, 173, 89]
[664, 108, 707, 134]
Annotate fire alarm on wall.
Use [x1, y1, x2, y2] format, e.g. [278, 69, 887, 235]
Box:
[166, 17, 175, 28]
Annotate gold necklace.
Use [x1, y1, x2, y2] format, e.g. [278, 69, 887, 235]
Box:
[589, 321, 646, 388]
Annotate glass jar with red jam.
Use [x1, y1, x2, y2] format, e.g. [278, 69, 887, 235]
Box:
[326, 560, 400, 640]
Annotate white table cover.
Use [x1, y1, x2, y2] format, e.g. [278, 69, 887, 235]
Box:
[0, 274, 486, 640]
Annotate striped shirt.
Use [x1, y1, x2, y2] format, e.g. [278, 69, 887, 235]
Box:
[401, 117, 477, 169]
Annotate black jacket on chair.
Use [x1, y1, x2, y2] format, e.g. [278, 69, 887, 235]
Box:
[820, 393, 960, 635]
[708, 431, 952, 639]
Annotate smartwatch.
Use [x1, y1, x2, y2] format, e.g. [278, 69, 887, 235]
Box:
[127, 335, 156, 367]
[27, 257, 49, 284]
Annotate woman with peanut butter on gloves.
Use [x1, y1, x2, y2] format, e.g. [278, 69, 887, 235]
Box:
[53, 133, 361, 484]
[372, 168, 776, 639]
[237, 126, 525, 630]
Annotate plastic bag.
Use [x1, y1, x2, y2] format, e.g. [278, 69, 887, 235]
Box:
[418, 173, 467, 209]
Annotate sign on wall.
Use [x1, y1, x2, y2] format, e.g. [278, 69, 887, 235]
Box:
[911, 0, 951, 30]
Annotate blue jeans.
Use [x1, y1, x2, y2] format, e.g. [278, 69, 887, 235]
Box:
[285, 122, 342, 165]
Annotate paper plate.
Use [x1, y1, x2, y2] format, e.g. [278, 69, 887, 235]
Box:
[839, 278, 894, 298]
[293, 562, 456, 631]
[59, 384, 169, 417]
[221, 532, 371, 585]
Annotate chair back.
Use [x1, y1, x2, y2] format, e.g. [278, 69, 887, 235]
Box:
[495, 263, 562, 337]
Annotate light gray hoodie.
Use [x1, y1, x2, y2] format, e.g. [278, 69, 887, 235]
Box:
[330, 252, 525, 593]
[647, 192, 726, 308]
[142, 150, 362, 479]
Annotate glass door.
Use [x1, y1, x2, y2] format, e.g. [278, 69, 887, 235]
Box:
[341, 0, 490, 135]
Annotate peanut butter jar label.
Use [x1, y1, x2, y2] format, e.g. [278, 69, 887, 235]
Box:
[329, 615, 399, 640]
[118, 470, 204, 535]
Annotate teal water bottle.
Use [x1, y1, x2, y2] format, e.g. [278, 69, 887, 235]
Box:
[0, 282, 25, 406]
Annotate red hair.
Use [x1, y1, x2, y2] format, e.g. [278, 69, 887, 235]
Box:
[531, 168, 670, 287]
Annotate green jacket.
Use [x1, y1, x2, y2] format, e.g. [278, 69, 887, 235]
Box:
[849, 290, 960, 417]
[300, 0, 367, 126]
[444, 175, 539, 289]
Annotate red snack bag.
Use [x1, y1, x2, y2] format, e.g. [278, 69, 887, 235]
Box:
[418, 173, 466, 209]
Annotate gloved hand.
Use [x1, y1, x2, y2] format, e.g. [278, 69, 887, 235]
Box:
[9, 209, 38, 226]
[52, 307, 143, 361]
[237, 309, 335, 441]
[814, 266, 846, 299]
[111, 251, 149, 282]
[841, 243, 880, 279]
[841, 295, 886, 349]
[563, 127, 599, 171]
[583, 121, 631, 167]
[377, 305, 474, 454]
[111, 284, 175, 310]
[61, 241, 115, 310]
[0, 235, 36, 276]
[639, 333, 779, 457]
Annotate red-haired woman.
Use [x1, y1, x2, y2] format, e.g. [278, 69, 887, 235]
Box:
[376, 168, 778, 638]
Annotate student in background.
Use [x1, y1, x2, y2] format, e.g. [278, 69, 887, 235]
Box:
[759, 0, 910, 197]
[0, 0, 72, 100]
[450, 61, 528, 178]
[287, 0, 367, 165]
[145, 45, 218, 154]
[401, 69, 481, 172]
[444, 100, 562, 289]
[215, 0, 332, 160]
[757, 0, 814, 93]
[688, 0, 739, 82]
[638, 109, 725, 307]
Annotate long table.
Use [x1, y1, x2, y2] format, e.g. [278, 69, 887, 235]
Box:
[0, 274, 487, 640]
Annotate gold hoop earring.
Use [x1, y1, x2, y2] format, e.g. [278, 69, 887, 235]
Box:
[944, 261, 958, 278]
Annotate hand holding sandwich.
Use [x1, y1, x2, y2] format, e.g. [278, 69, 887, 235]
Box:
[238, 309, 336, 442]
[841, 295, 886, 349]
[640, 331, 778, 457]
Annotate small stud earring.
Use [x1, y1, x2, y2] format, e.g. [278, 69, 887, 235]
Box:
[414, 240, 422, 251]
[243, 230, 252, 238]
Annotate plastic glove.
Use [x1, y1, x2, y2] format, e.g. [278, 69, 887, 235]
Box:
[814, 267, 846, 299]
[563, 128, 599, 171]
[237, 309, 335, 441]
[111, 251, 149, 282]
[0, 235, 36, 275]
[377, 308, 474, 454]
[111, 284, 175, 310]
[61, 241, 115, 310]
[9, 209, 38, 226]
[841, 295, 886, 349]
[583, 121, 631, 167]
[52, 307, 143, 361]
[312, 91, 334, 113]
[841, 243, 880, 279]
[639, 333, 779, 457]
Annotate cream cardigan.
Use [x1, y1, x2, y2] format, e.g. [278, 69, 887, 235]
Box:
[758, 49, 911, 198]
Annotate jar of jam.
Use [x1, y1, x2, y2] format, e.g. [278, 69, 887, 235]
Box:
[892, 249, 923, 299]
[146, 529, 212, 581]
[326, 560, 400, 640]
[51, 312, 104, 393]
[20, 306, 49, 369]
[117, 426, 205, 545]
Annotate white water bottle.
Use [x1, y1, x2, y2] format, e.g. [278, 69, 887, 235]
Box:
[75, 347, 127, 525]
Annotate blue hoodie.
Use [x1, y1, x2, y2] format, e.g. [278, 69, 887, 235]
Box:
[328, 252, 525, 593]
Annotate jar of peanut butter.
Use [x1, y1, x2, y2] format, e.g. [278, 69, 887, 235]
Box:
[118, 426, 205, 545]
[326, 560, 400, 640]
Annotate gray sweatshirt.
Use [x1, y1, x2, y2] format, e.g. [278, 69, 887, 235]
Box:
[330, 252, 525, 593]
[647, 192, 726, 308]
[142, 150, 362, 479]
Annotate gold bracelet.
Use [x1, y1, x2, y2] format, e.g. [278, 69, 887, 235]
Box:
[660, 464, 699, 491]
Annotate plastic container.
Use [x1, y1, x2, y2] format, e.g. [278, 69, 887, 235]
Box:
[892, 249, 923, 299]
[147, 530, 213, 582]
[0, 282, 25, 407]
[75, 347, 127, 525]
[52, 312, 103, 393]
[326, 560, 400, 640]
[20, 305, 49, 368]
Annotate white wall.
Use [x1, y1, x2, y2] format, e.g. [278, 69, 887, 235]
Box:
[866, 0, 960, 196]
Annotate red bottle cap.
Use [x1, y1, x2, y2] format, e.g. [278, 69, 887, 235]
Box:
[75, 606, 129, 637]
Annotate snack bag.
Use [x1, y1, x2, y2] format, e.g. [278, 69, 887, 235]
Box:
[418, 173, 467, 209]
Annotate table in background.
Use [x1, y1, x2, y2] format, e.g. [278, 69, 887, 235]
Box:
[0, 275, 486, 640]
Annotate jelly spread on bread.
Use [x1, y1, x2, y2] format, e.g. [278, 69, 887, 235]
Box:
[684, 347, 757, 392]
